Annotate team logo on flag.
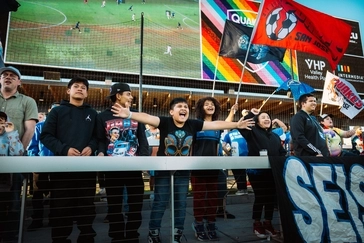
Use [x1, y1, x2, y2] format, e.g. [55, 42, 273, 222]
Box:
[266, 8, 297, 41]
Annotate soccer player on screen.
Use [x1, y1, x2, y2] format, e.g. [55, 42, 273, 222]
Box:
[71, 21, 81, 33]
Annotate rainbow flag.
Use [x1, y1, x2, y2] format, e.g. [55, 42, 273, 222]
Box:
[201, 0, 298, 86]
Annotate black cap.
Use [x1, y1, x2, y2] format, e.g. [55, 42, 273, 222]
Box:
[0, 111, 8, 121]
[318, 114, 333, 122]
[107, 83, 131, 98]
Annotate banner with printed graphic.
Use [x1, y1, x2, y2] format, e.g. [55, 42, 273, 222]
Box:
[201, 0, 295, 85]
[322, 71, 364, 119]
[219, 20, 286, 64]
[251, 0, 352, 71]
[269, 156, 364, 243]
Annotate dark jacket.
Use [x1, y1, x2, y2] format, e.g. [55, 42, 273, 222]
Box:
[96, 107, 149, 156]
[290, 110, 329, 156]
[238, 112, 286, 156]
[28, 121, 54, 156]
[40, 100, 98, 156]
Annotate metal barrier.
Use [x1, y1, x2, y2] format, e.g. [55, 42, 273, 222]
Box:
[1, 156, 270, 243]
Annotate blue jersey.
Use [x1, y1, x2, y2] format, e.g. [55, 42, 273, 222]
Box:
[223, 129, 248, 157]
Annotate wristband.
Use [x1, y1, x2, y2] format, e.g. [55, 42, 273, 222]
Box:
[127, 111, 132, 119]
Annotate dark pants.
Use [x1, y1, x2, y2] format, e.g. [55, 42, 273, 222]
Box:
[232, 169, 247, 190]
[0, 190, 19, 242]
[31, 173, 50, 224]
[247, 170, 276, 220]
[191, 175, 218, 222]
[217, 170, 228, 200]
[105, 171, 144, 242]
[50, 172, 96, 243]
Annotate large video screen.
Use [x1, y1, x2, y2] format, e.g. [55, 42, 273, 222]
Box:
[5, 0, 364, 92]
[5, 0, 201, 79]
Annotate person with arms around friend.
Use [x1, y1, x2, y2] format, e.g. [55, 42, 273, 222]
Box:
[0, 66, 38, 241]
[318, 114, 358, 157]
[96, 83, 150, 243]
[40, 77, 98, 243]
[111, 97, 254, 243]
[238, 108, 286, 239]
[0, 111, 24, 242]
[290, 93, 329, 157]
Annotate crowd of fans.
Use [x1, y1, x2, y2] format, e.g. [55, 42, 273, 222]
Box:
[1, 66, 363, 243]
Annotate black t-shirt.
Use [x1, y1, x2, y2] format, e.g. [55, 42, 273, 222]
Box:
[157, 117, 204, 156]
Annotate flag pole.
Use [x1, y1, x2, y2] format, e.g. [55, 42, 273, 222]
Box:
[259, 89, 278, 110]
[235, 0, 265, 101]
[211, 56, 221, 97]
[289, 49, 297, 114]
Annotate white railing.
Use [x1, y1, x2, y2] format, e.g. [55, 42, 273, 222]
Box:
[1, 156, 271, 173]
[1, 156, 270, 243]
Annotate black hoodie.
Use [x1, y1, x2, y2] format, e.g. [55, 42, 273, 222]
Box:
[40, 100, 98, 156]
[238, 111, 286, 157]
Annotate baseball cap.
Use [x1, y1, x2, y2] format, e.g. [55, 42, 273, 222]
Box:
[319, 114, 333, 121]
[0, 111, 8, 121]
[0, 66, 21, 79]
[107, 83, 131, 98]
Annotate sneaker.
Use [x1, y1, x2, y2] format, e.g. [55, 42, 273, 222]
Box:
[263, 221, 278, 237]
[235, 189, 248, 196]
[206, 223, 219, 241]
[148, 229, 161, 243]
[192, 222, 209, 241]
[173, 228, 185, 243]
[216, 209, 235, 219]
[253, 221, 266, 238]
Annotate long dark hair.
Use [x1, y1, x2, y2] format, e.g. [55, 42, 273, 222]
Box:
[195, 97, 221, 121]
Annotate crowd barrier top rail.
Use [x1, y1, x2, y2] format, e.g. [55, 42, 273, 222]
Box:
[1, 156, 271, 173]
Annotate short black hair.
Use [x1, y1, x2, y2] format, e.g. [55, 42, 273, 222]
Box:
[298, 93, 314, 108]
[169, 97, 188, 110]
[67, 76, 89, 90]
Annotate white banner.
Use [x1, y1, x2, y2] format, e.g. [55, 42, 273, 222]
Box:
[323, 71, 364, 119]
[322, 71, 342, 106]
